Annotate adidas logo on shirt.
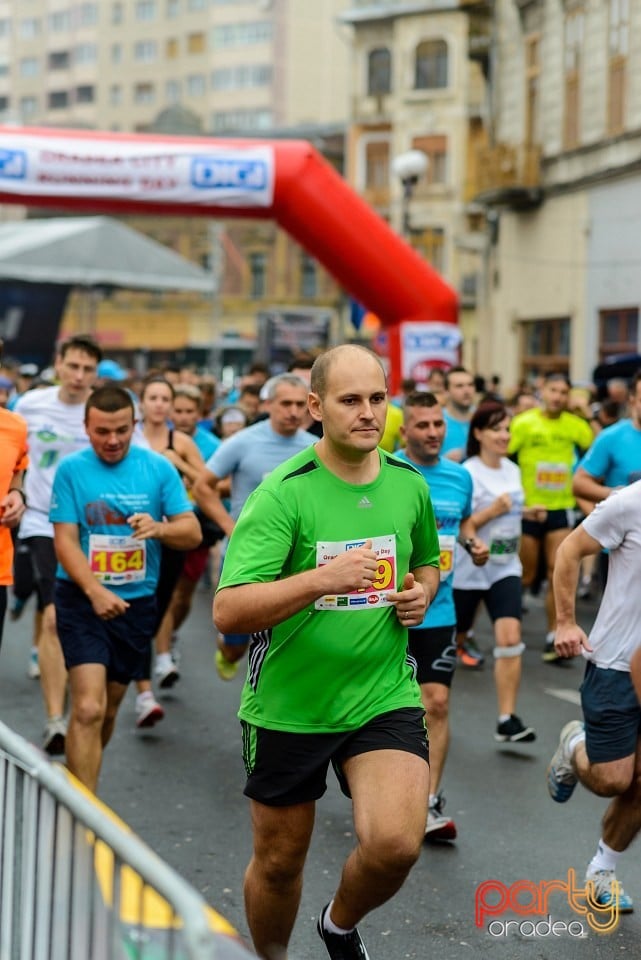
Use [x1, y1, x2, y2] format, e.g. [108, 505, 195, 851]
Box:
[358, 496, 373, 508]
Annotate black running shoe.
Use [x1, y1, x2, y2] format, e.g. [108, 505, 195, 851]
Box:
[317, 904, 370, 960]
[495, 714, 536, 743]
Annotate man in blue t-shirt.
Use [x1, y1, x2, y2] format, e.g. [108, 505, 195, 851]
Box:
[193, 373, 316, 678]
[441, 366, 476, 462]
[397, 391, 488, 842]
[50, 385, 200, 792]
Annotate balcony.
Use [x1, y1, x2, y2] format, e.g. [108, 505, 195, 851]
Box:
[470, 142, 543, 209]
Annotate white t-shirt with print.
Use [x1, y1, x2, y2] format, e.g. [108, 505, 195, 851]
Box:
[453, 456, 524, 590]
[16, 386, 90, 539]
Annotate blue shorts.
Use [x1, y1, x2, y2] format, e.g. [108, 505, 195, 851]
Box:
[580, 661, 641, 764]
[54, 579, 157, 685]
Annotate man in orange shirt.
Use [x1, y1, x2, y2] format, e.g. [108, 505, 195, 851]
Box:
[0, 342, 29, 646]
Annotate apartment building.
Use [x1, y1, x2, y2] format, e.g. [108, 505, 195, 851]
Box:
[340, 0, 490, 374]
[469, 0, 641, 387]
[0, 0, 351, 370]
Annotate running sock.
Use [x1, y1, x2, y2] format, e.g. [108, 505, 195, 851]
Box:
[545, 631, 555, 644]
[156, 652, 174, 671]
[589, 840, 621, 874]
[323, 900, 355, 936]
[136, 691, 155, 706]
[498, 714, 511, 723]
[567, 727, 586, 757]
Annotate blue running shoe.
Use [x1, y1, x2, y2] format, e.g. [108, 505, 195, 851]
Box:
[546, 720, 584, 802]
[586, 868, 634, 914]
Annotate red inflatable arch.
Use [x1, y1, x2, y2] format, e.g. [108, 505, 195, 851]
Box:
[0, 126, 457, 389]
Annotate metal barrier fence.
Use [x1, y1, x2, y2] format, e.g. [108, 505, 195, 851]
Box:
[0, 721, 254, 960]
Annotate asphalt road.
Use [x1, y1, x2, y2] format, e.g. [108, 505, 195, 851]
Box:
[2, 581, 640, 960]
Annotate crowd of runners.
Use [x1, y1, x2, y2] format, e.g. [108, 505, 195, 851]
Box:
[1, 335, 640, 960]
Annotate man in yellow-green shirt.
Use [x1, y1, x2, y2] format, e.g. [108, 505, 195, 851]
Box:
[508, 372, 593, 663]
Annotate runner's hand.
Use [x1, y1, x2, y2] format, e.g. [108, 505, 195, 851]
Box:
[128, 513, 161, 541]
[320, 539, 378, 594]
[470, 538, 490, 566]
[386, 572, 427, 627]
[555, 623, 592, 658]
[88, 584, 130, 620]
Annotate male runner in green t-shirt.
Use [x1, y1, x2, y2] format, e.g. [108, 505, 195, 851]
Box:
[215, 345, 440, 960]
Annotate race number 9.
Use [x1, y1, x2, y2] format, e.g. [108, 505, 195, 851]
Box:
[373, 558, 393, 590]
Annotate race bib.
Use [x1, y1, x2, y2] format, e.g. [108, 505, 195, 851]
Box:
[315, 534, 396, 611]
[438, 534, 456, 581]
[489, 532, 519, 564]
[89, 534, 146, 585]
[535, 462, 569, 491]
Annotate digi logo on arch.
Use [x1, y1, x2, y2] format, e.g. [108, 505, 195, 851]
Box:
[0, 150, 27, 179]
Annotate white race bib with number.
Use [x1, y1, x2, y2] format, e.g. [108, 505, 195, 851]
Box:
[315, 534, 396, 611]
[89, 534, 146, 585]
[438, 534, 456, 581]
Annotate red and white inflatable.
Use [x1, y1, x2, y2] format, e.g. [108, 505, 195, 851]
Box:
[0, 127, 458, 389]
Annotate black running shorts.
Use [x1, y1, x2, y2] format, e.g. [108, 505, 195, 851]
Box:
[241, 707, 429, 807]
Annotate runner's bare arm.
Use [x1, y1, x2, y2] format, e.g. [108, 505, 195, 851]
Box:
[214, 541, 379, 634]
[192, 469, 235, 537]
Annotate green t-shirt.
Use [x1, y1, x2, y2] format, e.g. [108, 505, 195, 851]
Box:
[508, 408, 593, 509]
[217, 447, 440, 733]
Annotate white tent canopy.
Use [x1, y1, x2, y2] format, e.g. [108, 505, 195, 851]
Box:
[0, 215, 213, 292]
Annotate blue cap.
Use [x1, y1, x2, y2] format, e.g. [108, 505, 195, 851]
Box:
[97, 359, 127, 381]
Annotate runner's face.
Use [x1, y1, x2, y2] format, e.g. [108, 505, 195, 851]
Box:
[85, 407, 135, 464]
[313, 355, 387, 455]
[476, 415, 511, 457]
[267, 383, 308, 436]
[447, 373, 475, 410]
[140, 383, 173, 425]
[55, 348, 97, 402]
[402, 404, 445, 464]
[542, 379, 569, 414]
[172, 397, 199, 434]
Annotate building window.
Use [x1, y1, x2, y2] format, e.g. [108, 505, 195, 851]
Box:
[166, 79, 181, 102]
[166, 38, 179, 58]
[0, 97, 9, 112]
[111, 44, 123, 64]
[112, 3, 124, 24]
[364, 139, 390, 190]
[110, 85, 122, 105]
[20, 57, 39, 78]
[49, 11, 71, 32]
[413, 227, 445, 273]
[20, 96, 38, 118]
[367, 48, 391, 95]
[188, 0, 207, 9]
[20, 19, 40, 39]
[521, 317, 571, 379]
[135, 1, 156, 20]
[599, 307, 638, 360]
[415, 39, 448, 90]
[211, 64, 272, 89]
[608, 0, 628, 135]
[212, 108, 272, 131]
[300, 254, 318, 299]
[188, 32, 206, 54]
[77, 4, 99, 27]
[75, 85, 95, 104]
[74, 44, 98, 65]
[167, 0, 180, 17]
[411, 135, 447, 185]
[212, 21, 273, 48]
[249, 252, 266, 298]
[134, 82, 155, 103]
[187, 74, 206, 97]
[48, 90, 70, 110]
[563, 8, 584, 149]
[49, 51, 70, 71]
[135, 40, 158, 62]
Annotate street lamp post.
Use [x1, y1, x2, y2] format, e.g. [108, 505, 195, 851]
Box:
[392, 149, 429, 237]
